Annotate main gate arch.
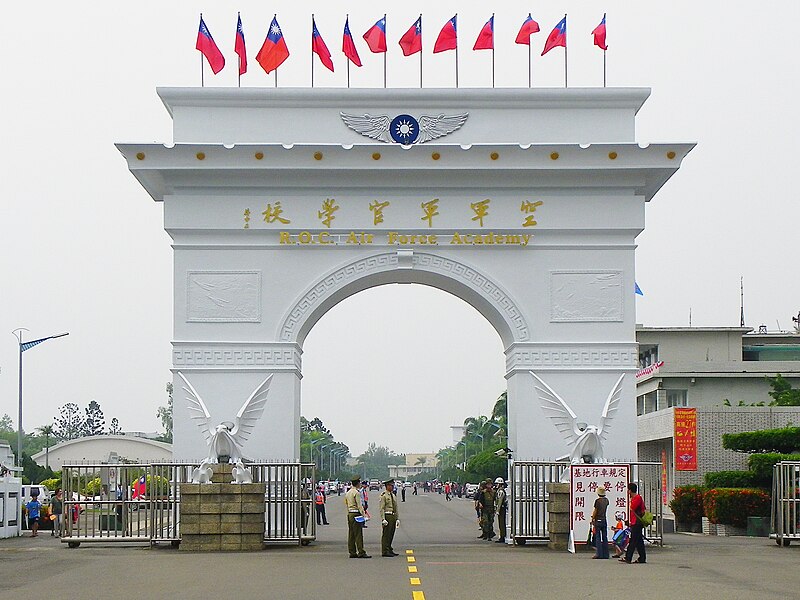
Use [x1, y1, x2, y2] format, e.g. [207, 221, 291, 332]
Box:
[118, 87, 692, 464]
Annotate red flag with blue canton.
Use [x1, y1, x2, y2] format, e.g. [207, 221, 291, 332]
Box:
[196, 16, 225, 74]
[343, 17, 362, 66]
[542, 16, 567, 56]
[515, 13, 540, 45]
[434, 15, 457, 53]
[235, 13, 247, 75]
[257, 16, 290, 74]
[592, 15, 607, 50]
[473, 15, 494, 50]
[363, 16, 387, 53]
[132, 475, 146, 499]
[312, 18, 334, 72]
[399, 17, 422, 56]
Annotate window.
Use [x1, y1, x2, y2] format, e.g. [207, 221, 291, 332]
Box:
[666, 389, 687, 408]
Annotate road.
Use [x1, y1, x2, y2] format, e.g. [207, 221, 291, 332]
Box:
[1, 489, 798, 599]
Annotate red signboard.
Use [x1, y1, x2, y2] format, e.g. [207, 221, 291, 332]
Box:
[661, 449, 668, 505]
[674, 408, 697, 471]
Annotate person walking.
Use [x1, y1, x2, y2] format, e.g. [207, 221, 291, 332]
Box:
[494, 477, 508, 544]
[412, 483, 418, 496]
[314, 485, 329, 525]
[51, 488, 64, 537]
[344, 477, 370, 558]
[360, 481, 371, 526]
[379, 479, 400, 557]
[591, 486, 610, 558]
[25, 492, 42, 537]
[401, 483, 407, 502]
[445, 482, 451, 501]
[621, 483, 647, 564]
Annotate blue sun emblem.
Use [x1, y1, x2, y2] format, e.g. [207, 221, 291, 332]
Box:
[390, 114, 419, 144]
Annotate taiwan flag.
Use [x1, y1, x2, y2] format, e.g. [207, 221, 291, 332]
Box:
[312, 18, 334, 72]
[343, 17, 362, 66]
[399, 16, 422, 56]
[473, 15, 494, 50]
[196, 16, 225, 74]
[363, 16, 387, 53]
[515, 13, 540, 45]
[132, 475, 146, 499]
[235, 13, 247, 75]
[434, 15, 457, 53]
[257, 15, 290, 74]
[542, 16, 567, 56]
[592, 15, 607, 50]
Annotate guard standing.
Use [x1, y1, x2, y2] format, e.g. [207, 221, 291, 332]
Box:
[494, 477, 508, 543]
[344, 477, 370, 558]
[478, 479, 496, 540]
[314, 485, 329, 525]
[379, 479, 400, 557]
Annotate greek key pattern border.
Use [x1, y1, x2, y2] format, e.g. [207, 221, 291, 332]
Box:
[506, 345, 638, 372]
[279, 252, 529, 342]
[173, 344, 301, 369]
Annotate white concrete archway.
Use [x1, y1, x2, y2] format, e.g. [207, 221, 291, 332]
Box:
[118, 87, 692, 463]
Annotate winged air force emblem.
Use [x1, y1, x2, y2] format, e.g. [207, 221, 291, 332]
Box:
[340, 112, 469, 144]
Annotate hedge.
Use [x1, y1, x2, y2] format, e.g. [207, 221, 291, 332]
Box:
[704, 471, 761, 489]
[669, 485, 705, 523]
[723, 427, 800, 454]
[702, 488, 770, 527]
[747, 453, 800, 484]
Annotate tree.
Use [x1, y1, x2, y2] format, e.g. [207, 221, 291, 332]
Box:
[156, 382, 173, 443]
[767, 374, 800, 406]
[0, 414, 13, 433]
[109, 418, 122, 435]
[36, 425, 55, 470]
[53, 403, 83, 441]
[356, 443, 404, 480]
[83, 400, 105, 436]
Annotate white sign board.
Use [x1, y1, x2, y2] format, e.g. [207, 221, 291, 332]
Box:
[570, 464, 630, 547]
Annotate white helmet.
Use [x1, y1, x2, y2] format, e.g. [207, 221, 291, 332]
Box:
[494, 477, 505, 484]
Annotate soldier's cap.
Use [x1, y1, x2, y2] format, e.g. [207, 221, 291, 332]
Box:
[383, 479, 394, 486]
[350, 477, 361, 485]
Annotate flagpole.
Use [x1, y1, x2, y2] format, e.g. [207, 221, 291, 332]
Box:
[237, 12, 241, 88]
[383, 14, 387, 88]
[311, 14, 315, 88]
[491, 13, 495, 89]
[200, 13, 204, 88]
[455, 14, 459, 89]
[528, 40, 532, 88]
[346, 14, 351, 88]
[564, 13, 568, 88]
[419, 14, 423, 89]
[603, 13, 607, 87]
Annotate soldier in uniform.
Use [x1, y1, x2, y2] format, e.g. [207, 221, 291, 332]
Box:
[494, 477, 508, 543]
[344, 477, 371, 558]
[478, 478, 496, 540]
[379, 479, 400, 557]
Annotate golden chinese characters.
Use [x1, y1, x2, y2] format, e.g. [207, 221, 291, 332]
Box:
[420, 199, 440, 227]
[520, 200, 544, 227]
[470, 199, 491, 227]
[262, 201, 291, 224]
[369, 200, 391, 225]
[318, 198, 340, 228]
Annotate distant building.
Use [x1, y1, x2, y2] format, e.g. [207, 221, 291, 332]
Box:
[635, 326, 800, 527]
[31, 435, 172, 471]
[388, 453, 439, 480]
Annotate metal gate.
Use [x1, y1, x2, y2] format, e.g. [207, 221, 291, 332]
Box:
[510, 461, 663, 546]
[771, 461, 800, 546]
[61, 462, 315, 547]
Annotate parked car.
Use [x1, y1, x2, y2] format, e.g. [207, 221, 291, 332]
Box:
[464, 483, 479, 498]
[368, 480, 380, 490]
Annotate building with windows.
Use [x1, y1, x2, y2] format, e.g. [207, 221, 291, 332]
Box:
[387, 453, 439, 480]
[635, 326, 800, 529]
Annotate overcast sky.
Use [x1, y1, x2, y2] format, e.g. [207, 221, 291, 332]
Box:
[1, 1, 798, 457]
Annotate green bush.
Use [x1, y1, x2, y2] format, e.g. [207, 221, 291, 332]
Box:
[723, 427, 800, 454]
[704, 471, 761, 489]
[747, 453, 800, 485]
[83, 477, 103, 496]
[702, 488, 770, 527]
[669, 485, 705, 523]
[39, 476, 62, 491]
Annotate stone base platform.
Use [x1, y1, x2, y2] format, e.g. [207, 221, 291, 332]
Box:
[180, 464, 266, 551]
[547, 483, 571, 550]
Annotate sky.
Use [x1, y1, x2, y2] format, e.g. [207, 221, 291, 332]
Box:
[1, 1, 798, 457]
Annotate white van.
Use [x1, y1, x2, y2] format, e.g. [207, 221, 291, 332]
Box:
[22, 484, 52, 506]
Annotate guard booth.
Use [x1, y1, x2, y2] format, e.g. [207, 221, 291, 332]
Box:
[0, 474, 22, 539]
[771, 461, 800, 546]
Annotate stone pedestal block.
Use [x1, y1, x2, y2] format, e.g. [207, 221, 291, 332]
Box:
[180, 465, 265, 551]
[547, 483, 571, 551]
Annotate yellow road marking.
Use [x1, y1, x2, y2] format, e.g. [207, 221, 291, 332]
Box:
[407, 556, 416, 563]
[410, 578, 421, 586]
[406, 549, 414, 554]
[412, 592, 426, 600]
[408, 566, 418, 573]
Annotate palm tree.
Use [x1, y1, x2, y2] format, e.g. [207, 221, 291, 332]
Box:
[36, 425, 55, 470]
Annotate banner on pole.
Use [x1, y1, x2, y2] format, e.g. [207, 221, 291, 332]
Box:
[674, 408, 698, 471]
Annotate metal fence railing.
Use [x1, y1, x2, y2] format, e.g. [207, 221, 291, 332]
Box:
[510, 461, 663, 546]
[771, 461, 800, 546]
[61, 462, 315, 548]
